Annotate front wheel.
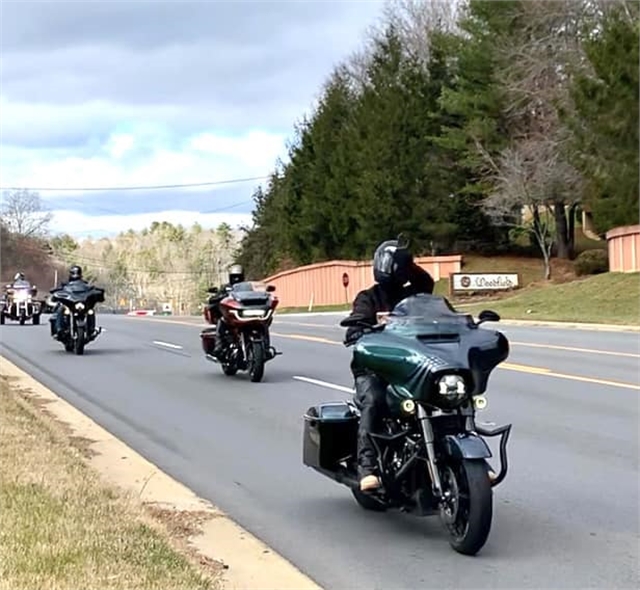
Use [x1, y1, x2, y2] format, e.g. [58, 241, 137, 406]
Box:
[248, 341, 265, 383]
[74, 326, 85, 355]
[19, 315, 25, 326]
[439, 459, 493, 556]
[32, 314, 40, 325]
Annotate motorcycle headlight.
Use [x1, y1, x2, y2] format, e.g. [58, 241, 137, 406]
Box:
[75, 302, 85, 310]
[241, 309, 266, 318]
[438, 374, 467, 397]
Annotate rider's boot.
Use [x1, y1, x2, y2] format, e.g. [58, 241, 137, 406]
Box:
[213, 321, 225, 358]
[360, 474, 381, 491]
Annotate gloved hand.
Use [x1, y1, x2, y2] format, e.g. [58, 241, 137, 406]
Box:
[344, 328, 363, 346]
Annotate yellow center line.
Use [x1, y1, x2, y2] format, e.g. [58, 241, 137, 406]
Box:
[500, 362, 550, 375]
[127, 317, 640, 390]
[277, 321, 639, 359]
[271, 332, 339, 345]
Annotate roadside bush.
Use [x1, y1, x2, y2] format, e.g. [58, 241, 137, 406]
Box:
[574, 249, 609, 276]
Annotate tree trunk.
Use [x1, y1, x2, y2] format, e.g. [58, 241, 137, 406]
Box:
[567, 203, 577, 258]
[543, 252, 551, 280]
[553, 201, 575, 260]
[532, 207, 553, 281]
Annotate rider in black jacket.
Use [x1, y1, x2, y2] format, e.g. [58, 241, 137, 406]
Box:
[49, 265, 89, 338]
[344, 239, 435, 492]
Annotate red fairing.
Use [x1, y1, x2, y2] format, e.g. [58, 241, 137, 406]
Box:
[221, 296, 241, 310]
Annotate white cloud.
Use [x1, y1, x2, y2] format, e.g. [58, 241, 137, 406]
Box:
[51, 209, 253, 239]
[2, 129, 288, 198]
[0, 0, 386, 235]
[107, 133, 135, 159]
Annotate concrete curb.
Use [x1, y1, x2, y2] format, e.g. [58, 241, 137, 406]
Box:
[496, 319, 640, 332]
[0, 355, 322, 590]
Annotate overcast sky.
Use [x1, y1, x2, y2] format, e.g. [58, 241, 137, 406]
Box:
[0, 0, 385, 238]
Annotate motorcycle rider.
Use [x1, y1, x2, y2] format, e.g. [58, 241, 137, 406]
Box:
[49, 264, 89, 339]
[211, 264, 246, 358]
[11, 272, 32, 289]
[344, 239, 435, 492]
[3, 272, 36, 311]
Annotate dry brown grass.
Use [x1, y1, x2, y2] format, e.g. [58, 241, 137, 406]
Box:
[0, 376, 221, 590]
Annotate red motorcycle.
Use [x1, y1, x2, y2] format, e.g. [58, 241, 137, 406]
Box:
[200, 281, 281, 382]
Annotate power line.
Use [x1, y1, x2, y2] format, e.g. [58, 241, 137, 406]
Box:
[1, 175, 270, 192]
[49, 198, 254, 218]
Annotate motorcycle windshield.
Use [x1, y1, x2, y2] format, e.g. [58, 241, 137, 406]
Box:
[54, 282, 105, 304]
[357, 294, 509, 395]
[231, 282, 255, 292]
[385, 294, 474, 336]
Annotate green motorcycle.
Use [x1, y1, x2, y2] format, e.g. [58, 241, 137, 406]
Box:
[302, 293, 512, 555]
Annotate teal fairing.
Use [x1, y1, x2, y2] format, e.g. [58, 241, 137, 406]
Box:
[351, 294, 509, 408]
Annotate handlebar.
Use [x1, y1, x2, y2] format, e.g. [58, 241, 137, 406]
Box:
[342, 321, 386, 347]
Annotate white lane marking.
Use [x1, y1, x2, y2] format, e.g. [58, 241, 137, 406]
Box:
[293, 375, 354, 394]
[152, 340, 183, 350]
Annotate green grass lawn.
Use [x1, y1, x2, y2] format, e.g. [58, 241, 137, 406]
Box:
[460, 272, 640, 325]
[278, 272, 639, 326]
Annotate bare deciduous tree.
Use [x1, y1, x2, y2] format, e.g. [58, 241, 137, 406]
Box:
[483, 137, 581, 280]
[1, 189, 53, 238]
[63, 222, 242, 314]
[380, 0, 461, 63]
[482, 0, 591, 259]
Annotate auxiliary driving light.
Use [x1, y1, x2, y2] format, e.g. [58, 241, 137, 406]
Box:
[473, 395, 488, 410]
[401, 399, 416, 414]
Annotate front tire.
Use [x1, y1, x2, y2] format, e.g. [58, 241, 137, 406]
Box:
[74, 326, 85, 355]
[439, 459, 493, 556]
[32, 314, 40, 325]
[248, 341, 265, 383]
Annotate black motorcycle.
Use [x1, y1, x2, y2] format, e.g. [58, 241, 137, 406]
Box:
[302, 294, 512, 556]
[51, 282, 105, 355]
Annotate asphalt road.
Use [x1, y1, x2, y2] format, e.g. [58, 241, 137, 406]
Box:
[1, 312, 639, 589]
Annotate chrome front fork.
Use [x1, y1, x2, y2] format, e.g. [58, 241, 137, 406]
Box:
[417, 405, 443, 497]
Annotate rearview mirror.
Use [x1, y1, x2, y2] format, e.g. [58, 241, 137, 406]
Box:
[477, 310, 500, 325]
[266, 285, 276, 293]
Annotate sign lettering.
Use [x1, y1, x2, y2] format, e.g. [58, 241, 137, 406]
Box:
[451, 273, 520, 293]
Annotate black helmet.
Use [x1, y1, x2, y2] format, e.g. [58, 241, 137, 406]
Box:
[69, 265, 83, 281]
[373, 239, 413, 287]
[228, 264, 245, 285]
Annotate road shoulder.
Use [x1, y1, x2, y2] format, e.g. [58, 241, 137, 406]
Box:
[0, 355, 321, 590]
